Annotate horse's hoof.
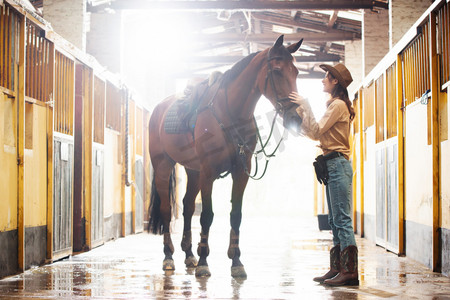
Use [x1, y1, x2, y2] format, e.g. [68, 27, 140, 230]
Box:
[231, 266, 247, 278]
[195, 265, 211, 277]
[185, 256, 198, 268]
[163, 259, 175, 271]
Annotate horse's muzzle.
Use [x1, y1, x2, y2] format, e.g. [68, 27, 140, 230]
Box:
[282, 105, 302, 133]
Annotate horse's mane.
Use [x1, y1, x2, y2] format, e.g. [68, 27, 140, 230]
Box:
[221, 51, 261, 87]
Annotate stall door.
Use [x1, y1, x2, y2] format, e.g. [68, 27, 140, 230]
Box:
[375, 147, 386, 247]
[91, 144, 104, 247]
[135, 157, 144, 232]
[375, 139, 400, 253]
[53, 136, 74, 259]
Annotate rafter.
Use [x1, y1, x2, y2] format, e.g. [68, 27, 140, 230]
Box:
[189, 32, 357, 43]
[327, 11, 339, 28]
[252, 12, 352, 35]
[88, 0, 389, 12]
[182, 54, 341, 64]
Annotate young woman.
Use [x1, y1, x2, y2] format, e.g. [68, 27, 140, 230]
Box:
[289, 63, 358, 286]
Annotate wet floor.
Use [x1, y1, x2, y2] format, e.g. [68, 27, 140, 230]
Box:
[1, 215, 449, 299]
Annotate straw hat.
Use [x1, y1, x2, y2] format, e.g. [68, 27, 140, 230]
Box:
[319, 63, 353, 88]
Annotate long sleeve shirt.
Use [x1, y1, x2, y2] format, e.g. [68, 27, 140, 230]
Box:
[296, 97, 351, 159]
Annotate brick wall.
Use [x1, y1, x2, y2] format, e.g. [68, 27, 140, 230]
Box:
[345, 40, 363, 97]
[43, 0, 86, 51]
[363, 9, 390, 77]
[86, 12, 123, 75]
[390, 0, 431, 48]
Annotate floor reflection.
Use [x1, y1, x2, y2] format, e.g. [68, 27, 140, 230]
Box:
[0, 216, 449, 299]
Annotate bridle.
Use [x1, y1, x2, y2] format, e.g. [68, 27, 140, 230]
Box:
[263, 53, 297, 116]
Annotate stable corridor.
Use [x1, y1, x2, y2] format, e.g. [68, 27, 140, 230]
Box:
[0, 215, 449, 299]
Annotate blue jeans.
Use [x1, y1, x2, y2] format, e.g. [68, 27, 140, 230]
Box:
[325, 156, 356, 250]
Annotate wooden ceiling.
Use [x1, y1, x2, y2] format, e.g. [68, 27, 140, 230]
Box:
[31, 0, 389, 78]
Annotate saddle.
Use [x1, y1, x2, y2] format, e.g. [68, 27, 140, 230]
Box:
[163, 72, 223, 134]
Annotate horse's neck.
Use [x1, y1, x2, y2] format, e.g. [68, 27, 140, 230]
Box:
[225, 59, 264, 120]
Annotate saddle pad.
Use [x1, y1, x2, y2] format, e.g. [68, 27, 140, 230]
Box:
[163, 100, 196, 134]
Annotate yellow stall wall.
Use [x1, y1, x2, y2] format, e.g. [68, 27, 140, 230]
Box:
[0, 93, 18, 231]
[24, 103, 48, 227]
[363, 127, 376, 240]
[441, 91, 450, 230]
[104, 129, 123, 220]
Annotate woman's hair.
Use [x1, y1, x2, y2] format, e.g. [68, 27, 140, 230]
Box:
[327, 73, 355, 121]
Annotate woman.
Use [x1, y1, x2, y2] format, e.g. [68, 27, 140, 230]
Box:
[289, 63, 358, 286]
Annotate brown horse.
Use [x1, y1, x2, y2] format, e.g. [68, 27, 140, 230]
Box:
[148, 35, 303, 278]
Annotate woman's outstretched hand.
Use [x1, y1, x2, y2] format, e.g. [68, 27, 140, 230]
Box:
[289, 92, 307, 105]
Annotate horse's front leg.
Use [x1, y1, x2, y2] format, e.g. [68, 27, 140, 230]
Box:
[181, 169, 200, 268]
[228, 168, 249, 278]
[195, 175, 215, 277]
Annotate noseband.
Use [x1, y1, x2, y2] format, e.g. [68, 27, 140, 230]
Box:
[264, 53, 302, 133]
[263, 54, 296, 115]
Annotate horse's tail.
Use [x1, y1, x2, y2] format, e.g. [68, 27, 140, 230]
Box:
[148, 168, 177, 235]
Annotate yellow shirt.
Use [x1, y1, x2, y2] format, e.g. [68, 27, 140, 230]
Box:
[296, 97, 351, 159]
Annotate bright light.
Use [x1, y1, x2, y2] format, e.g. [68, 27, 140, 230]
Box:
[202, 25, 225, 34]
[272, 24, 294, 34]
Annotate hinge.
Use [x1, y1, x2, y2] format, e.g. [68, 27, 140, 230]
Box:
[45, 93, 54, 107]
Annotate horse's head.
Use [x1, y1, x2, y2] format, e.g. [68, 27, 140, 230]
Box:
[257, 35, 303, 132]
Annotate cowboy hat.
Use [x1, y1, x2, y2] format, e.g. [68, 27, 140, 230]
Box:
[319, 63, 353, 89]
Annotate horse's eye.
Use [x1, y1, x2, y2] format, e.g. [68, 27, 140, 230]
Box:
[272, 68, 282, 76]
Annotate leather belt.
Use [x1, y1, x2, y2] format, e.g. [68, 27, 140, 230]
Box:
[323, 151, 344, 160]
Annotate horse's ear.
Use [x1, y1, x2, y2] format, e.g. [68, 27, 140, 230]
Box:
[287, 38, 303, 53]
[273, 35, 284, 48]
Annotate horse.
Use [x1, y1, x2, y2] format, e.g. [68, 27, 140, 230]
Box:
[148, 35, 303, 278]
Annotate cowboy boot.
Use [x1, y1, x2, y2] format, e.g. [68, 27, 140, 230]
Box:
[324, 245, 359, 286]
[313, 245, 340, 283]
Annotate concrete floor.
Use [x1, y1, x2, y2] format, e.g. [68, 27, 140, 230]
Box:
[1, 215, 449, 299]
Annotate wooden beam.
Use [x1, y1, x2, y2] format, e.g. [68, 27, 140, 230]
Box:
[88, 0, 388, 12]
[17, 13, 26, 272]
[327, 11, 339, 28]
[429, 11, 441, 273]
[189, 32, 357, 43]
[182, 54, 340, 64]
[396, 54, 405, 256]
[252, 12, 355, 35]
[46, 42, 55, 261]
[358, 88, 364, 237]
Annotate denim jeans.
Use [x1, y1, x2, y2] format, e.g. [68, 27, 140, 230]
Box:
[325, 156, 356, 250]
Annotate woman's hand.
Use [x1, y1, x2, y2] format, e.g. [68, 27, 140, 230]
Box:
[289, 92, 307, 106]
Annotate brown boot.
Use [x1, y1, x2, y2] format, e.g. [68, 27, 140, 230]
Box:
[324, 245, 359, 286]
[313, 245, 340, 283]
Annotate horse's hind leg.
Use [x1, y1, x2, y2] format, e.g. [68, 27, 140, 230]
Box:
[228, 169, 249, 278]
[181, 168, 200, 268]
[153, 157, 176, 271]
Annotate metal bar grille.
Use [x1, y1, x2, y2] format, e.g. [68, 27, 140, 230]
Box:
[25, 20, 51, 102]
[375, 75, 385, 143]
[136, 106, 143, 156]
[386, 62, 397, 139]
[105, 81, 122, 132]
[54, 51, 74, 135]
[438, 2, 449, 86]
[0, 5, 19, 91]
[93, 76, 106, 144]
[402, 21, 430, 106]
[363, 82, 375, 130]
